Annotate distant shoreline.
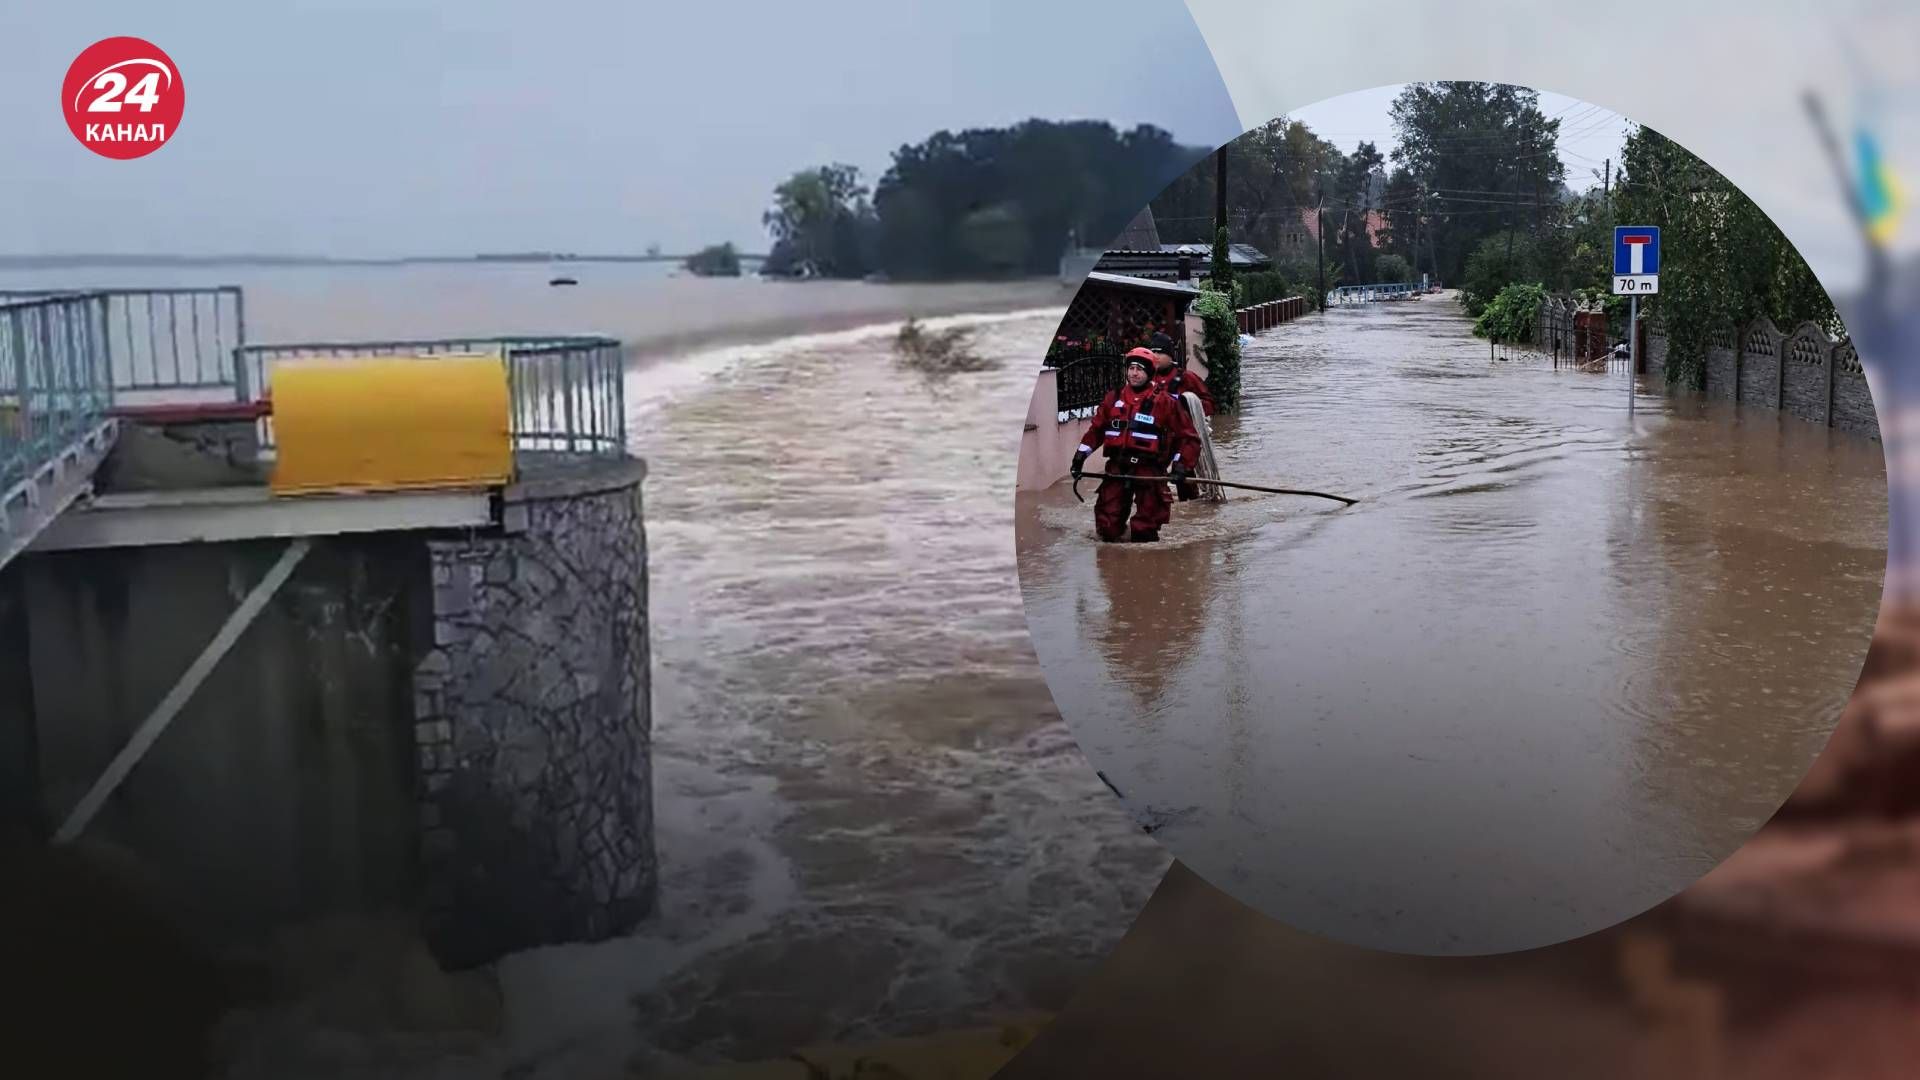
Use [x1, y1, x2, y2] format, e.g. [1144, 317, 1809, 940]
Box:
[0, 253, 772, 269]
[0, 260, 1071, 362]
[623, 277, 1068, 363]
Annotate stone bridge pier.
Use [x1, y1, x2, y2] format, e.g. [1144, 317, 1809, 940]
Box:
[413, 459, 654, 966]
[1, 437, 655, 970]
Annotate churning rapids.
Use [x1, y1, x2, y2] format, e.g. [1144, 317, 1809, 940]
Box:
[6, 265, 1164, 1077]
[1015, 296, 1888, 955]
[492, 307, 1172, 1077]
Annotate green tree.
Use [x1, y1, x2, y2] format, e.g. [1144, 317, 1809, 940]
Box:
[1152, 118, 1346, 256]
[1209, 225, 1235, 296]
[1379, 168, 1425, 275]
[1332, 140, 1385, 282]
[763, 163, 876, 278]
[1473, 282, 1548, 341]
[958, 203, 1030, 273]
[1193, 290, 1242, 413]
[1460, 230, 1537, 315]
[1613, 123, 1840, 388]
[1375, 252, 1412, 284]
[683, 242, 741, 277]
[1389, 82, 1566, 286]
[869, 119, 1206, 279]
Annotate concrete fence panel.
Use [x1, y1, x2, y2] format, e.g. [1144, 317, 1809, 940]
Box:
[1739, 320, 1780, 407]
[1782, 324, 1832, 428]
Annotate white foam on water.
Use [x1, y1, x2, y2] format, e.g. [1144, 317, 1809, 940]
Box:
[491, 756, 801, 1077]
[622, 306, 1065, 431]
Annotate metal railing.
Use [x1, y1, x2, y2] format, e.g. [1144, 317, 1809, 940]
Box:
[1328, 282, 1424, 304]
[1055, 353, 1127, 417]
[235, 335, 627, 455]
[504, 338, 627, 455]
[0, 286, 626, 464]
[0, 293, 114, 491]
[0, 287, 244, 397]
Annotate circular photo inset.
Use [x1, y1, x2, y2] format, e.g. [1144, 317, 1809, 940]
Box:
[1014, 82, 1888, 955]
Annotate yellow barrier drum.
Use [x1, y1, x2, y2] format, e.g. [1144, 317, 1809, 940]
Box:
[269, 353, 513, 495]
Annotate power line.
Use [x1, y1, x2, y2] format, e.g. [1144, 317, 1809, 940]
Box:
[1551, 103, 1605, 130]
[1308, 126, 1591, 149]
[1560, 114, 1627, 142]
[1152, 200, 1546, 227]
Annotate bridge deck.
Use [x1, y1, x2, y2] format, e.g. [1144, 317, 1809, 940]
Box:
[0, 418, 118, 570]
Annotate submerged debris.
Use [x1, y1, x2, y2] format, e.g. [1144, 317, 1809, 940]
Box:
[1095, 770, 1196, 834]
[892, 317, 995, 381]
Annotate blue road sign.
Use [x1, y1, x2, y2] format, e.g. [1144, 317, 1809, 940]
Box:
[1613, 225, 1661, 276]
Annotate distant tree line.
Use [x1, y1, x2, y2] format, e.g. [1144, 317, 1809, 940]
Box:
[1380, 80, 1834, 385]
[1151, 82, 1574, 309]
[759, 120, 1209, 281]
[683, 242, 741, 277]
[748, 86, 1835, 391]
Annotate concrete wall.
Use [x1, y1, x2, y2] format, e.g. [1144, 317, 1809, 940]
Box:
[0, 455, 656, 969]
[0, 572, 43, 837]
[412, 458, 654, 968]
[5, 535, 426, 937]
[1704, 331, 1738, 401]
[1737, 327, 1777, 405]
[1640, 316, 1878, 441]
[1018, 369, 1097, 492]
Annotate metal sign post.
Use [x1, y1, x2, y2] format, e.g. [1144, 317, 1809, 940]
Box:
[1628, 295, 1638, 415]
[1612, 225, 1661, 417]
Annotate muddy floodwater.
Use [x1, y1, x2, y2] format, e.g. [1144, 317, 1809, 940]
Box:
[493, 307, 1170, 1077]
[1016, 298, 1888, 955]
[45, 269, 1165, 1078]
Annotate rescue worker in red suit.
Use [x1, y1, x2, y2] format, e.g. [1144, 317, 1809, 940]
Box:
[1147, 332, 1213, 501]
[1071, 349, 1201, 543]
[1148, 331, 1214, 417]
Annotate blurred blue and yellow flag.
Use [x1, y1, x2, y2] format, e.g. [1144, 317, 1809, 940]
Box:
[1855, 128, 1906, 245]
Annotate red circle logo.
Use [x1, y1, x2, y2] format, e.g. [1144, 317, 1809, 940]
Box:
[62, 37, 185, 160]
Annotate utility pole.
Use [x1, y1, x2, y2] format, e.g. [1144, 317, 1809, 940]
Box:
[1215, 145, 1228, 234]
[1503, 169, 1517, 269]
[1426, 191, 1442, 288]
[1316, 194, 1325, 305]
[1412, 188, 1422, 281]
[1603, 158, 1611, 205]
[1413, 199, 1428, 282]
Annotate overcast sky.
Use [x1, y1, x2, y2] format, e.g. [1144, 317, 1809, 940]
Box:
[2, 0, 1242, 257]
[1185, 0, 1920, 297]
[1291, 84, 1632, 194]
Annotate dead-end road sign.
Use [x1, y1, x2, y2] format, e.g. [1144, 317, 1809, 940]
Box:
[1613, 225, 1660, 294]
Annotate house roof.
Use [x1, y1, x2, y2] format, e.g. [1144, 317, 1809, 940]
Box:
[1098, 243, 1269, 263]
[1156, 242, 1271, 265]
[1110, 206, 1161, 250]
[1081, 271, 1202, 297]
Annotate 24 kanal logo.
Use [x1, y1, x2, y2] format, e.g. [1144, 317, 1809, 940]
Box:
[62, 37, 184, 159]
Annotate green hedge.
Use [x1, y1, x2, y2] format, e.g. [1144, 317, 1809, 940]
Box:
[1472, 282, 1546, 342]
[1192, 289, 1241, 413]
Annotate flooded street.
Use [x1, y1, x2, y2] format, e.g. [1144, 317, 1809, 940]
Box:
[495, 309, 1169, 1076]
[1016, 297, 1887, 955]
